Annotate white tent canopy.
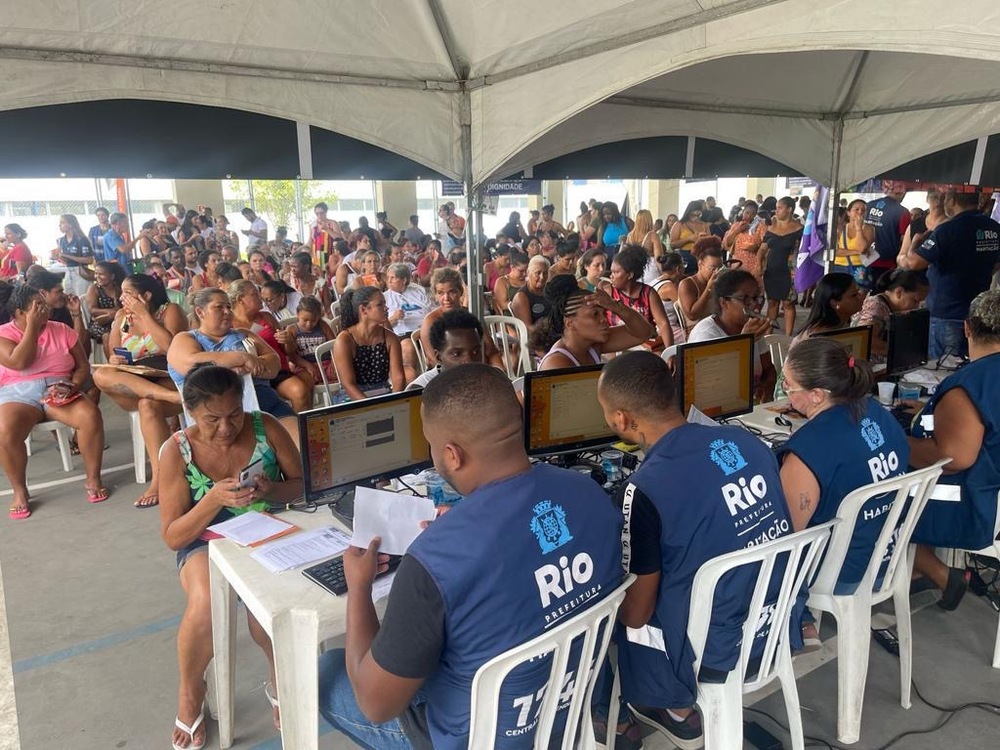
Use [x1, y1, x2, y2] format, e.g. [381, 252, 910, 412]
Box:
[1, 0, 1000, 186]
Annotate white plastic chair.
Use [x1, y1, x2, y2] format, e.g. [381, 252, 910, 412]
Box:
[468, 574, 635, 750]
[660, 344, 678, 365]
[484, 315, 533, 379]
[410, 330, 428, 374]
[686, 522, 836, 750]
[278, 316, 297, 327]
[329, 299, 341, 319]
[807, 460, 949, 744]
[129, 410, 147, 483]
[181, 374, 261, 427]
[25, 421, 74, 472]
[763, 333, 792, 371]
[312, 340, 340, 405]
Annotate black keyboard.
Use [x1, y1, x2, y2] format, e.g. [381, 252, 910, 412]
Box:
[890, 405, 917, 434]
[302, 554, 402, 596]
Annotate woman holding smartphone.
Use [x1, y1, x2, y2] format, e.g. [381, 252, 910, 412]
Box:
[159, 365, 301, 749]
[0, 284, 108, 518]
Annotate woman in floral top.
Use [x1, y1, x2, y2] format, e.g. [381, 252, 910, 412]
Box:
[158, 365, 301, 749]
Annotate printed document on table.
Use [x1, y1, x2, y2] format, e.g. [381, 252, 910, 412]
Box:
[208, 511, 296, 547]
[350, 487, 435, 556]
[250, 527, 353, 573]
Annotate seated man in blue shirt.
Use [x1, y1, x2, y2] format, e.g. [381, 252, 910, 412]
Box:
[319, 364, 624, 749]
[597, 351, 793, 749]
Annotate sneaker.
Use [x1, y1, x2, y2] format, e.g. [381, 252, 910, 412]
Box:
[628, 704, 703, 750]
[592, 708, 644, 750]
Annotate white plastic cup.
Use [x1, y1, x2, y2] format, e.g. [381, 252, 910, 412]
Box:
[877, 382, 896, 405]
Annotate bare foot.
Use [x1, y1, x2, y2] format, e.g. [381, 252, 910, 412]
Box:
[265, 681, 281, 730]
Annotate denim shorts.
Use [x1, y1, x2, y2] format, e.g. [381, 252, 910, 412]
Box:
[254, 383, 296, 419]
[0, 376, 62, 411]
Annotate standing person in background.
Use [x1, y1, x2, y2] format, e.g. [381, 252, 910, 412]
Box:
[759, 197, 804, 336]
[500, 211, 527, 244]
[403, 214, 423, 245]
[214, 215, 239, 249]
[670, 200, 709, 275]
[104, 213, 142, 268]
[537, 204, 565, 236]
[723, 200, 766, 279]
[88, 207, 112, 262]
[626, 209, 665, 281]
[53, 215, 94, 297]
[898, 190, 1000, 358]
[899, 188, 946, 260]
[240, 207, 268, 249]
[596, 201, 633, 253]
[1, 224, 32, 280]
[527, 209, 540, 236]
[833, 199, 876, 290]
[864, 183, 911, 284]
[310, 202, 344, 264]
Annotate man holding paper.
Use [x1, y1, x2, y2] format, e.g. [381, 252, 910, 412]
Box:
[318, 364, 624, 749]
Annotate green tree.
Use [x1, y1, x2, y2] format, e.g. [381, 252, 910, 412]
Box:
[227, 180, 338, 235]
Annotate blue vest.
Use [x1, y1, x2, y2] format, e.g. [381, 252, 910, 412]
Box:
[168, 330, 254, 391]
[617, 424, 792, 709]
[777, 397, 909, 593]
[406, 463, 623, 749]
[912, 353, 1000, 549]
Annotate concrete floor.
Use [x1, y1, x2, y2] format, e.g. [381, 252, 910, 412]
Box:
[2, 387, 1000, 749]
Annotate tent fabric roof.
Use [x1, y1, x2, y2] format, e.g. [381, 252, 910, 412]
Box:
[1, 0, 1000, 186]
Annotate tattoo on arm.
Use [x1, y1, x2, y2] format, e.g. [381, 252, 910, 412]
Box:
[798, 492, 812, 511]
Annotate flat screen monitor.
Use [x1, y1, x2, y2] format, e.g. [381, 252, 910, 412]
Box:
[298, 391, 432, 502]
[886, 308, 931, 376]
[675, 334, 755, 420]
[523, 364, 616, 456]
[813, 325, 873, 361]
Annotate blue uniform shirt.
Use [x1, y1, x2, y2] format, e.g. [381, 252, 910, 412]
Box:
[864, 196, 909, 263]
[912, 353, 1000, 550]
[617, 423, 793, 708]
[103, 228, 130, 267]
[777, 397, 909, 592]
[405, 463, 623, 749]
[915, 210, 1000, 320]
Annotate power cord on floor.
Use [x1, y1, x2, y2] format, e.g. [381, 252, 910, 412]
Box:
[745, 675, 1000, 750]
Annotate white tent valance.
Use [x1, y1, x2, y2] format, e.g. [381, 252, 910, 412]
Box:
[1, 0, 1000, 186]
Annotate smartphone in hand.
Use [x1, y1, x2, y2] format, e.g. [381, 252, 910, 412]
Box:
[238, 458, 265, 489]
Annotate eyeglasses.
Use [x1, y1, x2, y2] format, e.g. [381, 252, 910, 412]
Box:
[725, 295, 765, 306]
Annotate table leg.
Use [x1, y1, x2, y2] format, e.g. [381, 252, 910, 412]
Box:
[209, 554, 238, 749]
[273, 607, 320, 750]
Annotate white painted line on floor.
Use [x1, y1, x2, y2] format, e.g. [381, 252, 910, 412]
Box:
[0, 559, 21, 750]
[0, 463, 135, 497]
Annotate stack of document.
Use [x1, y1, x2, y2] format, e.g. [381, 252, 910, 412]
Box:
[250, 527, 353, 573]
[207, 511, 297, 547]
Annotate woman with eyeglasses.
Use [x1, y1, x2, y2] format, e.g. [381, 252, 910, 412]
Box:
[777, 338, 909, 611]
[688, 268, 775, 402]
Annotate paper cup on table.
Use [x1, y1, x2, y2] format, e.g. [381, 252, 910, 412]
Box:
[877, 382, 896, 405]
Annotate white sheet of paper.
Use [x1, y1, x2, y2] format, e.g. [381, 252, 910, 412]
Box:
[371, 571, 397, 603]
[350, 487, 436, 556]
[250, 527, 352, 573]
[687, 404, 721, 427]
[208, 511, 294, 547]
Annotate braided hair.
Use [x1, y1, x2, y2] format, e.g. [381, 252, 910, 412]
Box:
[531, 274, 589, 352]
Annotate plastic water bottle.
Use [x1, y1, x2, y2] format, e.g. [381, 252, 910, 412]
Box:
[423, 470, 461, 506]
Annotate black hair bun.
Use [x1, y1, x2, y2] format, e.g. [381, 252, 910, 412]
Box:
[543, 273, 581, 302]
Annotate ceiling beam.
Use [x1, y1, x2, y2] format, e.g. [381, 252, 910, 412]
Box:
[605, 95, 829, 120]
[466, 0, 789, 89]
[0, 46, 461, 92]
[425, 0, 467, 81]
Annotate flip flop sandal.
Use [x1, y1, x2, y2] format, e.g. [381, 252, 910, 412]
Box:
[86, 486, 109, 504]
[8, 505, 30, 520]
[172, 703, 206, 750]
[939, 567, 971, 611]
[133, 492, 159, 508]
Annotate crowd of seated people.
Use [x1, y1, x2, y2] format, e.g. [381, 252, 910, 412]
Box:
[5, 190, 1000, 750]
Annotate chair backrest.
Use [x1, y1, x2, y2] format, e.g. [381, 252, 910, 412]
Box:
[483, 314, 533, 379]
[313, 339, 337, 402]
[468, 575, 635, 749]
[410, 330, 428, 373]
[660, 344, 678, 364]
[808, 460, 949, 604]
[673, 300, 691, 333]
[687, 522, 836, 694]
[278, 315, 297, 327]
[330, 299, 341, 319]
[762, 334, 792, 371]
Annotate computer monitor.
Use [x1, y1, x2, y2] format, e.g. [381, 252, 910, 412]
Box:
[298, 391, 432, 502]
[886, 308, 931, 376]
[813, 325, 873, 361]
[523, 364, 616, 456]
[675, 334, 755, 420]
